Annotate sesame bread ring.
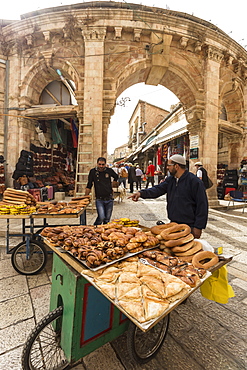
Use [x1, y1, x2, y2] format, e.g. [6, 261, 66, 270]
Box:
[160, 224, 191, 240]
[171, 240, 195, 253]
[164, 233, 194, 248]
[150, 222, 178, 235]
[192, 251, 219, 270]
[173, 241, 202, 257]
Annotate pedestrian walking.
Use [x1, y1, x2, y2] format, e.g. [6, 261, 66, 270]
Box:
[135, 164, 143, 190]
[85, 157, 118, 225]
[145, 160, 155, 188]
[195, 161, 210, 189]
[118, 163, 128, 188]
[128, 163, 137, 193]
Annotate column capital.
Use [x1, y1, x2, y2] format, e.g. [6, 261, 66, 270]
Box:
[204, 45, 224, 63]
[82, 26, 106, 41]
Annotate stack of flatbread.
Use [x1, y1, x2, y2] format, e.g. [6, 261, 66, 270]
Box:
[83, 260, 190, 323]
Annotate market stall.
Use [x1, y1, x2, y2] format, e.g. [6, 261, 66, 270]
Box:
[21, 221, 233, 369]
[0, 189, 89, 274]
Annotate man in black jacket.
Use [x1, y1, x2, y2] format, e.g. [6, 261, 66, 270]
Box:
[85, 157, 118, 225]
[129, 154, 208, 238]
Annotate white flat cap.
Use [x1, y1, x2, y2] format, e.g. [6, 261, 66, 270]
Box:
[194, 161, 203, 166]
[170, 154, 186, 165]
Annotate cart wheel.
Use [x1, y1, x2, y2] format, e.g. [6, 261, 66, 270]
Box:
[11, 240, 47, 275]
[127, 314, 170, 364]
[21, 306, 70, 370]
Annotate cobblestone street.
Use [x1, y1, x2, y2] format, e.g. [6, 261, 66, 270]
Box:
[0, 196, 246, 369]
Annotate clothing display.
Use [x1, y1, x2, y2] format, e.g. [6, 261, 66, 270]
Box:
[12, 150, 34, 180]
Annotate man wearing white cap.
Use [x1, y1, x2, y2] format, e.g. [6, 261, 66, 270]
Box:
[129, 154, 208, 238]
[194, 161, 209, 189]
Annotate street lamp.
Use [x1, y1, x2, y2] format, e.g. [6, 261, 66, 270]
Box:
[116, 97, 131, 107]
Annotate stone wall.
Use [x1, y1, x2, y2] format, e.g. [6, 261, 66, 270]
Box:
[0, 1, 246, 196]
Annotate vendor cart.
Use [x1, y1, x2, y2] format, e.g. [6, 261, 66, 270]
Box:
[21, 238, 232, 370]
[1, 207, 86, 275]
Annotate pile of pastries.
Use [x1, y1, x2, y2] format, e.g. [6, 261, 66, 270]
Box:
[139, 249, 206, 287]
[82, 258, 191, 323]
[40, 223, 160, 268]
[0, 204, 36, 215]
[150, 223, 219, 266]
[111, 218, 139, 227]
[36, 196, 90, 215]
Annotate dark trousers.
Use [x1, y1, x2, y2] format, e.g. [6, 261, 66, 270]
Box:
[146, 176, 154, 188]
[136, 176, 142, 190]
[129, 181, 137, 193]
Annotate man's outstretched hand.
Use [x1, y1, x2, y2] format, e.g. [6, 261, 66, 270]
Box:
[128, 191, 141, 202]
[191, 227, 202, 239]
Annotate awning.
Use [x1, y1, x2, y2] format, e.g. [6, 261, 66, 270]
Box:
[142, 118, 188, 152]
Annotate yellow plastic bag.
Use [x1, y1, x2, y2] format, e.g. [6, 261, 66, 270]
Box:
[200, 265, 235, 304]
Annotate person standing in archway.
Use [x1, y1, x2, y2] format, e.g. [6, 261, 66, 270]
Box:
[85, 157, 118, 225]
[195, 161, 209, 189]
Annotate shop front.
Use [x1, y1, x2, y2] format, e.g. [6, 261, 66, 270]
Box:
[11, 106, 79, 200]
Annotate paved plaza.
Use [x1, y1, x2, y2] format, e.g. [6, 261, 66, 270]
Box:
[0, 195, 246, 369]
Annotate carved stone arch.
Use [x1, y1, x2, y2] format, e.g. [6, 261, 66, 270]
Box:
[19, 58, 80, 107]
[51, 47, 83, 88]
[117, 64, 151, 96]
[219, 76, 245, 124]
[110, 46, 204, 124]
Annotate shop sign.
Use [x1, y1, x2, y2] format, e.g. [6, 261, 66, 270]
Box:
[190, 135, 199, 148]
[190, 148, 199, 159]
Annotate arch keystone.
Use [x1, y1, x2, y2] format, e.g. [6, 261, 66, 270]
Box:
[146, 33, 172, 85]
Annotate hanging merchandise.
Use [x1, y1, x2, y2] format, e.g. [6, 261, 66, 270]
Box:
[157, 146, 162, 165]
[162, 143, 168, 159]
[51, 120, 63, 144]
[58, 121, 67, 146]
[70, 119, 78, 148]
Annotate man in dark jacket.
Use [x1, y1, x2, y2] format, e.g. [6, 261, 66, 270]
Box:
[85, 157, 118, 225]
[128, 163, 137, 193]
[195, 161, 209, 189]
[129, 154, 208, 238]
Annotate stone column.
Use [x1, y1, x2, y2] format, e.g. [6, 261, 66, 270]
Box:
[75, 27, 106, 194]
[203, 46, 224, 205]
[82, 26, 106, 161]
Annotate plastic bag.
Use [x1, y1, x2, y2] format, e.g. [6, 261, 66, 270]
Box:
[200, 265, 235, 304]
[194, 239, 214, 252]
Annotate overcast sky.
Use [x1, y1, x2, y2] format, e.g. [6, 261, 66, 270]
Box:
[1, 0, 246, 154]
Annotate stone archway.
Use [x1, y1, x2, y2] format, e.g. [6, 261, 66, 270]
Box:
[0, 1, 246, 194]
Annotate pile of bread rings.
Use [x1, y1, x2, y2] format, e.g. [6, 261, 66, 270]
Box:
[150, 222, 219, 269]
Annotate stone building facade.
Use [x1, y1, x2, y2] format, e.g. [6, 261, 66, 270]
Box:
[128, 100, 169, 151]
[0, 2, 247, 204]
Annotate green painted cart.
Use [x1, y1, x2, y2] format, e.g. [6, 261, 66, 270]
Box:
[21, 239, 232, 370]
[21, 247, 170, 369]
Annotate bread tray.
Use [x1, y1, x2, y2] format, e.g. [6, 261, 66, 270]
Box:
[41, 235, 159, 271]
[66, 245, 160, 271]
[80, 261, 211, 332]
